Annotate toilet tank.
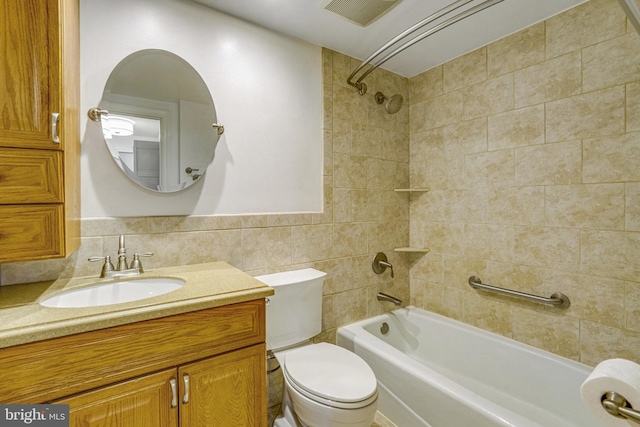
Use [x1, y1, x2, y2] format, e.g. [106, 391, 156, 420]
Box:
[254, 268, 326, 351]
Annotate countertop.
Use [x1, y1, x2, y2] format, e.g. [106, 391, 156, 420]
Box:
[0, 262, 273, 349]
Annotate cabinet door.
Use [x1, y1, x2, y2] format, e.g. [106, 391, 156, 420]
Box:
[179, 344, 267, 427]
[0, 0, 61, 150]
[0, 204, 63, 262]
[54, 369, 178, 427]
[0, 148, 62, 203]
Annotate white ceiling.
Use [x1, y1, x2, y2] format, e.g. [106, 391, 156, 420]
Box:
[191, 0, 587, 78]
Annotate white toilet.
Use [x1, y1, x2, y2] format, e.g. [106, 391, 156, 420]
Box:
[255, 268, 378, 427]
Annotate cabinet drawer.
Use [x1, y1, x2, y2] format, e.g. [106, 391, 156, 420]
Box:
[0, 148, 62, 203]
[0, 299, 266, 403]
[0, 204, 63, 262]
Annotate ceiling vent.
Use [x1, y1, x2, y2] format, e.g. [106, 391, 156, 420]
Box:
[319, 0, 403, 27]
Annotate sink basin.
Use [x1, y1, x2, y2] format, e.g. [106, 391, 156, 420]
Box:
[40, 277, 185, 308]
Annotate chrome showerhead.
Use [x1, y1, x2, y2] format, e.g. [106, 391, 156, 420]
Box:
[374, 91, 403, 114]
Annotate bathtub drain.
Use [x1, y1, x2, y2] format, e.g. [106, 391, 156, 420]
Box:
[380, 322, 389, 335]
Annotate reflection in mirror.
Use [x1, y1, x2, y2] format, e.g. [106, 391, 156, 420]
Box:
[94, 49, 220, 192]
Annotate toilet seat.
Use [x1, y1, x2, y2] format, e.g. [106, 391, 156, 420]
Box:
[282, 343, 378, 410]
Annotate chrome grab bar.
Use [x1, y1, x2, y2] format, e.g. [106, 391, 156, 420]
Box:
[468, 276, 570, 308]
[602, 391, 640, 424]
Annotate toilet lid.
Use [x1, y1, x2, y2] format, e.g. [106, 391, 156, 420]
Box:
[283, 343, 377, 404]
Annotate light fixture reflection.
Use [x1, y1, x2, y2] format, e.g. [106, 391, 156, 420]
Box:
[109, 116, 135, 136]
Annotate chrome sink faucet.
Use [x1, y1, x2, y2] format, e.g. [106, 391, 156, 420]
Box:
[89, 235, 153, 278]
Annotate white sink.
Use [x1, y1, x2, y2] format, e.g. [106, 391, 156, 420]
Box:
[40, 277, 185, 308]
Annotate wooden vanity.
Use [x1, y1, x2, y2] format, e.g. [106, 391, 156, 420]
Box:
[0, 262, 273, 426]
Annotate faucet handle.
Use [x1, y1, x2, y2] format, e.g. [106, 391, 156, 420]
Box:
[372, 252, 394, 278]
[130, 252, 153, 273]
[88, 255, 115, 278]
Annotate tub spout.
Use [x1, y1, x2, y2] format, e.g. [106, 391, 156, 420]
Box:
[377, 292, 402, 306]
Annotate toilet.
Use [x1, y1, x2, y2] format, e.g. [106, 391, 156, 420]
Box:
[255, 268, 378, 427]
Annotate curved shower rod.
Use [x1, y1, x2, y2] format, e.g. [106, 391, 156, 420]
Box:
[347, 0, 505, 95]
[617, 0, 640, 36]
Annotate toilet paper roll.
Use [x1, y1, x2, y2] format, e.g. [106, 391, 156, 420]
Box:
[580, 358, 640, 427]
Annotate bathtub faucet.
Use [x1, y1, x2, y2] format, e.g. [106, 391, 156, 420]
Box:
[377, 292, 402, 306]
[372, 252, 394, 278]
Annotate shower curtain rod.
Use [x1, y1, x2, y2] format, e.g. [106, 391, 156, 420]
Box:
[617, 0, 640, 35]
[346, 0, 505, 95]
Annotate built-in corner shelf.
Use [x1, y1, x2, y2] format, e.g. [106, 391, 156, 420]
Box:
[394, 188, 430, 192]
[394, 247, 431, 253]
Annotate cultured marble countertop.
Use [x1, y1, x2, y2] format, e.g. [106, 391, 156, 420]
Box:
[0, 262, 273, 349]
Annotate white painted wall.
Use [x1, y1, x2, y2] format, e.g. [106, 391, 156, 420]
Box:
[80, 0, 323, 217]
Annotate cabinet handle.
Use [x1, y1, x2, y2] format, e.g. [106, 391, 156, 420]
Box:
[169, 378, 178, 408]
[182, 374, 190, 404]
[51, 113, 60, 144]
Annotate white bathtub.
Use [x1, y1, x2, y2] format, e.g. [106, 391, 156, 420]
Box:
[336, 307, 603, 427]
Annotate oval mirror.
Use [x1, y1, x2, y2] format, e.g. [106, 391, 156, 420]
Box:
[90, 49, 221, 192]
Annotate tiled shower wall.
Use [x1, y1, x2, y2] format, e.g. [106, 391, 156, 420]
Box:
[408, 0, 640, 366]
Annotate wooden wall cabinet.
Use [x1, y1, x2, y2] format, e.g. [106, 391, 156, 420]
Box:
[0, 0, 80, 262]
[0, 300, 268, 426]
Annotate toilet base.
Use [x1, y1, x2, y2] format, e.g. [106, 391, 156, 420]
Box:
[275, 378, 377, 427]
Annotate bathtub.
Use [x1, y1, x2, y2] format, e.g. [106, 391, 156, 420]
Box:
[336, 307, 602, 427]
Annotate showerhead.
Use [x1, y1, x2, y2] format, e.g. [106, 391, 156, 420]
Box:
[374, 91, 403, 114]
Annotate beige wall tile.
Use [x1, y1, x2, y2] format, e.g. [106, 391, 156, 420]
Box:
[514, 52, 581, 108]
[488, 22, 545, 78]
[440, 189, 489, 223]
[581, 229, 640, 282]
[431, 156, 465, 191]
[583, 33, 640, 92]
[462, 291, 513, 336]
[485, 262, 546, 296]
[545, 184, 625, 230]
[443, 254, 488, 292]
[443, 48, 487, 93]
[545, 270, 626, 328]
[463, 74, 514, 120]
[332, 222, 368, 258]
[442, 118, 487, 158]
[513, 226, 580, 271]
[626, 183, 640, 231]
[409, 66, 442, 105]
[463, 149, 514, 187]
[463, 223, 514, 263]
[487, 186, 545, 226]
[627, 282, 640, 332]
[512, 307, 580, 360]
[546, 86, 625, 143]
[241, 227, 291, 270]
[423, 90, 464, 130]
[352, 124, 382, 157]
[584, 132, 640, 182]
[421, 221, 465, 255]
[333, 153, 368, 189]
[333, 84, 367, 124]
[581, 320, 640, 365]
[515, 141, 582, 186]
[545, 0, 626, 59]
[628, 82, 640, 132]
[291, 224, 333, 263]
[412, 252, 444, 284]
[488, 105, 544, 150]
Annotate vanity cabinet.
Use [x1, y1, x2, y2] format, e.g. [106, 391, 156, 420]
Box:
[0, 300, 268, 426]
[0, 0, 80, 262]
